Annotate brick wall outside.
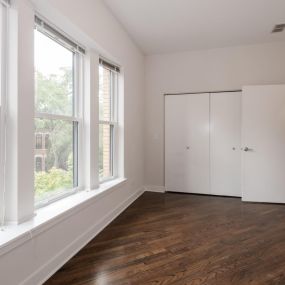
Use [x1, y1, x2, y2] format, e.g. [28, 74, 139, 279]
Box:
[102, 68, 111, 178]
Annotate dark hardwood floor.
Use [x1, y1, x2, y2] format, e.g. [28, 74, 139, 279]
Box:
[45, 192, 285, 285]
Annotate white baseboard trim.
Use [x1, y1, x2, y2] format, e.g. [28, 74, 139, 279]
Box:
[22, 187, 145, 285]
[144, 185, 166, 193]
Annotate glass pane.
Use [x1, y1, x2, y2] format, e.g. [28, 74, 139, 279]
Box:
[99, 124, 113, 180]
[34, 29, 74, 116]
[99, 65, 112, 121]
[34, 118, 78, 204]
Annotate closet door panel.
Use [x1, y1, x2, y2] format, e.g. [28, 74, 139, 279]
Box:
[165, 93, 210, 194]
[242, 85, 285, 203]
[210, 92, 241, 197]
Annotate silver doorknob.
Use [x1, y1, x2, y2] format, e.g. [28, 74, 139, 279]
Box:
[243, 147, 252, 152]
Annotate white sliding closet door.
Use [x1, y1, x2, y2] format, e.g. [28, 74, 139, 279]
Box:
[165, 93, 210, 194]
[242, 85, 285, 203]
[210, 92, 241, 197]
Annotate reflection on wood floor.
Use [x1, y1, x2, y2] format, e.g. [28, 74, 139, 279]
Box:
[45, 192, 285, 285]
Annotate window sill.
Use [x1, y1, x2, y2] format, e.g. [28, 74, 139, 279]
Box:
[0, 177, 127, 256]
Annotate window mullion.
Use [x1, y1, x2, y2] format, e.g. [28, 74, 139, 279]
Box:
[84, 51, 99, 190]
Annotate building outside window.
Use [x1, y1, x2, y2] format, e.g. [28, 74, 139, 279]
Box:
[35, 133, 43, 149]
[35, 156, 43, 172]
[34, 133, 49, 172]
[99, 59, 119, 182]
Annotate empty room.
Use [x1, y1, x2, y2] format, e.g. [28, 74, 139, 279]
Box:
[1, 0, 285, 284]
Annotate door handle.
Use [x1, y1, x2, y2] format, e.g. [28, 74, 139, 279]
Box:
[243, 147, 253, 152]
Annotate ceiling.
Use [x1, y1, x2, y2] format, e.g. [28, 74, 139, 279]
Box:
[103, 0, 285, 55]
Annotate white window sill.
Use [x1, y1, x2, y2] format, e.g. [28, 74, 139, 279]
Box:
[0, 177, 127, 256]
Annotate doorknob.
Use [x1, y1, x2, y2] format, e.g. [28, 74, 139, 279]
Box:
[243, 147, 253, 152]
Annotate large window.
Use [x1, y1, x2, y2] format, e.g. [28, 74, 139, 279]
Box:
[0, 2, 125, 226]
[99, 60, 119, 182]
[34, 17, 84, 205]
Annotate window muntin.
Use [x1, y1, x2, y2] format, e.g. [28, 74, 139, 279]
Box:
[99, 63, 118, 182]
[34, 19, 81, 206]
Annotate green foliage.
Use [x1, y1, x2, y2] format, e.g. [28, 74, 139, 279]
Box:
[35, 67, 75, 201]
[35, 67, 73, 115]
[35, 167, 72, 201]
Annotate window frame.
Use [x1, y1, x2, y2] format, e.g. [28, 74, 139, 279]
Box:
[0, 0, 9, 226]
[99, 63, 119, 183]
[0, 4, 125, 225]
[34, 17, 84, 208]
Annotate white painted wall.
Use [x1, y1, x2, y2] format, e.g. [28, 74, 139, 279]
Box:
[3, 2, 285, 284]
[0, 0, 145, 284]
[145, 42, 285, 187]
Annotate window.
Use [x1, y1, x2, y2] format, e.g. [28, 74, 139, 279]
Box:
[44, 133, 49, 149]
[35, 156, 43, 172]
[99, 59, 119, 182]
[34, 17, 84, 206]
[35, 133, 43, 149]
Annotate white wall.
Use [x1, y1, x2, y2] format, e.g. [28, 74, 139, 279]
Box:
[145, 42, 285, 187]
[0, 0, 145, 284]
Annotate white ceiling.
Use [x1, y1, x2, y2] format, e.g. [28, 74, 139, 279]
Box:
[103, 0, 285, 55]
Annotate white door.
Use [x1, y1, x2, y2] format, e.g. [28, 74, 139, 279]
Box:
[210, 92, 241, 197]
[165, 93, 210, 194]
[242, 85, 285, 203]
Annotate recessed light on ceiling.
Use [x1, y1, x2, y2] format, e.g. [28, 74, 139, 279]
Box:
[272, 24, 285, 33]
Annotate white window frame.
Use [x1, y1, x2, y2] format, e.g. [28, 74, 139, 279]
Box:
[0, 0, 9, 227]
[34, 16, 84, 208]
[0, 2, 126, 227]
[99, 62, 119, 183]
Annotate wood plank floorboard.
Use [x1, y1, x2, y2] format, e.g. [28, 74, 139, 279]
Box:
[45, 192, 285, 285]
